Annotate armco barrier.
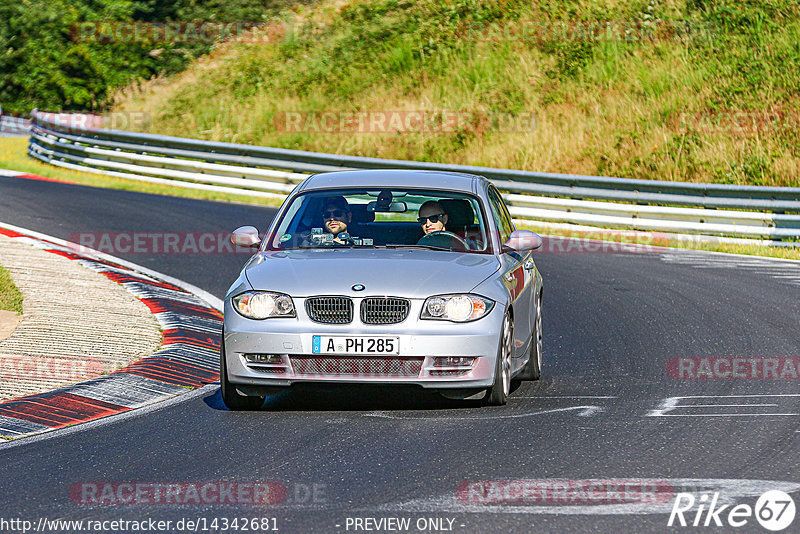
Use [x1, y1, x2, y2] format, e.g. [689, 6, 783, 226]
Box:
[26, 110, 800, 242]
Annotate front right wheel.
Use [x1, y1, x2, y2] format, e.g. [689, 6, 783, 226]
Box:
[220, 336, 265, 411]
[485, 312, 513, 406]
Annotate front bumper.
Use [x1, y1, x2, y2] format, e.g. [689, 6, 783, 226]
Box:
[223, 297, 502, 389]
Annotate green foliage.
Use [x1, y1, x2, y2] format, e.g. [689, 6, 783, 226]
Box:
[0, 0, 306, 113]
[0, 265, 23, 315]
[113, 0, 800, 187]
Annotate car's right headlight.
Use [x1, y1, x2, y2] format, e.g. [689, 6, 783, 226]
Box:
[232, 291, 295, 320]
[420, 294, 494, 322]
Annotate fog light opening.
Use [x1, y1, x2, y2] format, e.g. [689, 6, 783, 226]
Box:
[426, 357, 476, 376]
[244, 353, 284, 364]
[242, 353, 289, 375]
[432, 356, 475, 368]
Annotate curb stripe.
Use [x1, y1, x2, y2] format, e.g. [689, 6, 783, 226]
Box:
[0, 223, 223, 440]
[140, 298, 223, 319]
[102, 271, 185, 291]
[0, 228, 25, 238]
[123, 363, 217, 387]
[0, 415, 51, 436]
[0, 393, 129, 427]
[60, 374, 188, 407]
[162, 329, 220, 350]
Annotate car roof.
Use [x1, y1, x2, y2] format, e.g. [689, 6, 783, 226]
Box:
[297, 169, 489, 194]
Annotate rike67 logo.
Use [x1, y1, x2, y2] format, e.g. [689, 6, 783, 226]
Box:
[668, 490, 796, 531]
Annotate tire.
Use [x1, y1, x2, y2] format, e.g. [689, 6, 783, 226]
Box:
[517, 291, 542, 381]
[220, 336, 264, 411]
[485, 312, 513, 406]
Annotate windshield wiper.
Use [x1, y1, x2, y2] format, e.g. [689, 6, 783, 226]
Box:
[383, 243, 450, 251]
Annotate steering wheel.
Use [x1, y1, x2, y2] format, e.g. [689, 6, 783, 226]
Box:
[417, 231, 470, 251]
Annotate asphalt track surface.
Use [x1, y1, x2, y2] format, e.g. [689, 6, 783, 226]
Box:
[0, 175, 798, 533]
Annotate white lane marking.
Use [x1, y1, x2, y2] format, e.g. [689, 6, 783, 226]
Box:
[681, 404, 780, 408]
[513, 395, 618, 399]
[660, 252, 800, 285]
[364, 405, 604, 420]
[670, 394, 800, 398]
[652, 414, 799, 417]
[372, 478, 800, 516]
[647, 395, 800, 417]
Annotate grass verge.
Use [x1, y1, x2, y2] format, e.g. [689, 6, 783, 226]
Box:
[0, 137, 281, 207]
[0, 265, 23, 314]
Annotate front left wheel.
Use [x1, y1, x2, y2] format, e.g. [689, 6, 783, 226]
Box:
[220, 336, 264, 411]
[485, 312, 513, 406]
[516, 290, 542, 381]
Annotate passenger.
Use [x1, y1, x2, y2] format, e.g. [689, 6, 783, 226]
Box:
[417, 200, 448, 235]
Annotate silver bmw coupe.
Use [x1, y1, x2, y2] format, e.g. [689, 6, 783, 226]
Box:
[221, 170, 543, 409]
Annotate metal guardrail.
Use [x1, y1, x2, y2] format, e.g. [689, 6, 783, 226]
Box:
[27, 110, 800, 242]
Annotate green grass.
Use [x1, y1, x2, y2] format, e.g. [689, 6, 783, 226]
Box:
[114, 0, 800, 187]
[0, 265, 23, 314]
[0, 137, 281, 207]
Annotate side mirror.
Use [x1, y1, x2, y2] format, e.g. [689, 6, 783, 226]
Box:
[503, 230, 542, 251]
[231, 226, 261, 247]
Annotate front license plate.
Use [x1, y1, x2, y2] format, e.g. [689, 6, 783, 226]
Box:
[312, 336, 400, 355]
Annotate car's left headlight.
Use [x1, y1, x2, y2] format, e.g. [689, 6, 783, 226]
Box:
[232, 291, 295, 320]
[421, 294, 494, 322]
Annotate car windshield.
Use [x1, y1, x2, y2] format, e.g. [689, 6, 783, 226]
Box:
[266, 188, 490, 253]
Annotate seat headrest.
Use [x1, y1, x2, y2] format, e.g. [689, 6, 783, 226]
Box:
[350, 203, 375, 224]
[440, 199, 474, 228]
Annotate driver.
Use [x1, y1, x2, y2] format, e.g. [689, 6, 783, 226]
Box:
[417, 201, 448, 235]
[320, 196, 352, 244]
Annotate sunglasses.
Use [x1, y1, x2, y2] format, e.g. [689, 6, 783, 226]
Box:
[323, 209, 347, 219]
[417, 213, 445, 224]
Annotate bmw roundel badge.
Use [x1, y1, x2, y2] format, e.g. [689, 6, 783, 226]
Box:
[352, 284, 365, 291]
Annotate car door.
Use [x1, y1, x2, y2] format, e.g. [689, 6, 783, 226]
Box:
[487, 186, 534, 360]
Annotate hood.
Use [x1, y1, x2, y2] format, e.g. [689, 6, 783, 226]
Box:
[244, 249, 500, 299]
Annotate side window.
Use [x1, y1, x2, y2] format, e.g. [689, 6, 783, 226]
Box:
[487, 186, 514, 245]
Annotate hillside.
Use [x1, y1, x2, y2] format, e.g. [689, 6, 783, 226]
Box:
[112, 0, 799, 187]
[0, 0, 310, 113]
